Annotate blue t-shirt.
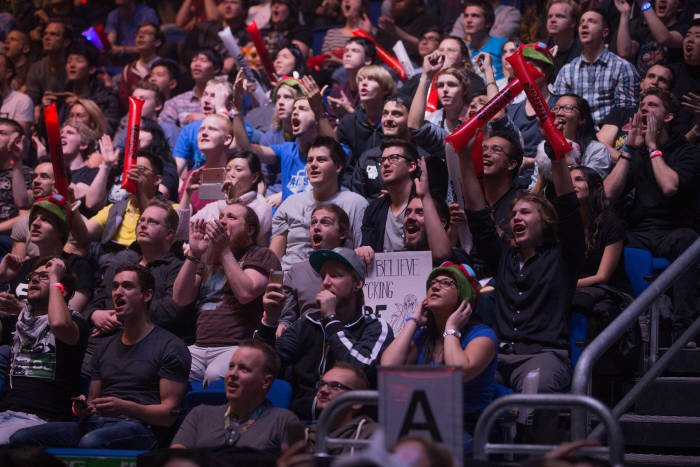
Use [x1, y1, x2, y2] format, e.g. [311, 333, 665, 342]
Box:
[269, 141, 311, 201]
[173, 119, 262, 170]
[413, 323, 497, 414]
[470, 36, 508, 80]
[105, 4, 159, 46]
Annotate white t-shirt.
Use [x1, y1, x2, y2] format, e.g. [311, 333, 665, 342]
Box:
[1, 90, 33, 124]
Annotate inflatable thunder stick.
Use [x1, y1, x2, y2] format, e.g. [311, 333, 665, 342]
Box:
[506, 49, 571, 160]
[43, 103, 70, 198]
[218, 26, 271, 106]
[351, 30, 407, 80]
[121, 96, 144, 195]
[307, 47, 343, 70]
[246, 21, 276, 83]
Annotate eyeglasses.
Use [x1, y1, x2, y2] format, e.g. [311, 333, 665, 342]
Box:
[316, 380, 352, 392]
[134, 165, 153, 174]
[28, 272, 49, 282]
[551, 104, 578, 114]
[379, 154, 408, 165]
[481, 144, 508, 156]
[428, 278, 457, 289]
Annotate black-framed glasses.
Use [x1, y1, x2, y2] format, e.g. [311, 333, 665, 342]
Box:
[551, 104, 578, 114]
[379, 154, 408, 165]
[428, 278, 457, 289]
[316, 380, 352, 392]
[28, 272, 50, 282]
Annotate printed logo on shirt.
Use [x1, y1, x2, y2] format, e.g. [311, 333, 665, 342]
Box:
[12, 345, 57, 379]
[287, 169, 309, 195]
[366, 165, 378, 180]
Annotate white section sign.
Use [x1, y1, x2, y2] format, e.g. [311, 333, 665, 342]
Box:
[362, 250, 432, 336]
[379, 366, 464, 464]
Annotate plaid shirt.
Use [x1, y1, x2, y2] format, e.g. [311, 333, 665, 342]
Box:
[553, 46, 639, 126]
[158, 89, 201, 128]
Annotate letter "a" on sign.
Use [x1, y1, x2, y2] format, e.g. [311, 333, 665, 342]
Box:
[398, 390, 443, 442]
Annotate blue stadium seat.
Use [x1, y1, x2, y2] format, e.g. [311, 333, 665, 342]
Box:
[183, 378, 292, 414]
[569, 311, 588, 369]
[624, 247, 654, 297]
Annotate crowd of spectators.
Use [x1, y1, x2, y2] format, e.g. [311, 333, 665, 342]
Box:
[0, 0, 698, 463]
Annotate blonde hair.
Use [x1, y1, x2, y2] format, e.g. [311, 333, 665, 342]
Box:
[70, 98, 107, 138]
[437, 66, 471, 98]
[61, 118, 97, 147]
[272, 83, 304, 131]
[356, 65, 397, 97]
[202, 113, 233, 136]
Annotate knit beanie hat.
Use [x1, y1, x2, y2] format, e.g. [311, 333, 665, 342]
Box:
[521, 42, 555, 69]
[29, 194, 72, 244]
[271, 76, 306, 103]
[426, 261, 480, 305]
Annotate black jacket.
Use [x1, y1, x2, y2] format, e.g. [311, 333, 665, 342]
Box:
[337, 105, 385, 187]
[254, 311, 393, 419]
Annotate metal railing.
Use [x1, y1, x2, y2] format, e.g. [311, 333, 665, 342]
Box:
[571, 237, 700, 440]
[473, 393, 625, 466]
[314, 390, 378, 457]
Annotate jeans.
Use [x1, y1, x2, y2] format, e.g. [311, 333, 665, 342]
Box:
[188, 344, 238, 388]
[9, 416, 158, 449]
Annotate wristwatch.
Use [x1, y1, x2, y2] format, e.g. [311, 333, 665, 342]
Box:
[641, 2, 652, 11]
[443, 329, 462, 339]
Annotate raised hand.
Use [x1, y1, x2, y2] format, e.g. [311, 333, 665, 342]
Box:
[46, 257, 66, 283]
[188, 218, 210, 259]
[644, 111, 660, 149]
[302, 75, 328, 116]
[410, 298, 430, 326]
[422, 51, 445, 79]
[205, 219, 230, 256]
[445, 300, 472, 331]
[414, 157, 430, 198]
[626, 112, 644, 149]
[98, 134, 120, 168]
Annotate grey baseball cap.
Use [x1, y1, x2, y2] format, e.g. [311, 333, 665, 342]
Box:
[309, 247, 366, 283]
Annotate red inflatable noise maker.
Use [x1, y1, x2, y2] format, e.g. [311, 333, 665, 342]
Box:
[505, 48, 571, 160]
[351, 30, 407, 80]
[121, 96, 144, 195]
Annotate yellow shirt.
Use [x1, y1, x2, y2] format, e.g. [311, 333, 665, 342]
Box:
[90, 197, 178, 247]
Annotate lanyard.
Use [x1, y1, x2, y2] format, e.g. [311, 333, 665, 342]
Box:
[223, 400, 270, 446]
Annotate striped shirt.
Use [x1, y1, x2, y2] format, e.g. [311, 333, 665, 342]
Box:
[158, 90, 202, 128]
[552, 47, 639, 127]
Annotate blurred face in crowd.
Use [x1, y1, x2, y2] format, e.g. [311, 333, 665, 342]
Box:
[132, 88, 161, 119]
[43, 22, 66, 52]
[68, 103, 90, 126]
[342, 0, 363, 19]
[380, 145, 415, 186]
[547, 2, 577, 37]
[290, 98, 316, 135]
[436, 72, 466, 112]
[391, 0, 417, 23]
[201, 82, 231, 114]
[578, 10, 608, 47]
[112, 270, 152, 320]
[683, 25, 700, 66]
[320, 260, 361, 303]
[381, 101, 409, 137]
[4, 30, 29, 60]
[315, 367, 362, 411]
[274, 85, 297, 121]
[225, 157, 258, 198]
[655, 0, 680, 22]
[219, 0, 246, 21]
[66, 53, 92, 82]
[198, 115, 233, 152]
[137, 205, 173, 248]
[310, 208, 347, 250]
[467, 94, 488, 119]
[190, 53, 219, 84]
[510, 199, 545, 249]
[32, 163, 55, 198]
[135, 24, 160, 53]
[417, 30, 441, 57]
[274, 47, 296, 77]
[148, 65, 177, 97]
[552, 95, 580, 140]
[343, 41, 369, 70]
[225, 347, 272, 404]
[426, 274, 460, 312]
[639, 93, 673, 134]
[219, 203, 253, 247]
[138, 130, 153, 150]
[570, 168, 589, 201]
[403, 197, 427, 250]
[0, 56, 10, 86]
[271, 1, 291, 24]
[60, 124, 85, 157]
[0, 122, 20, 156]
[134, 156, 161, 196]
[482, 136, 516, 178]
[356, 74, 383, 103]
[437, 38, 465, 68]
[641, 64, 673, 91]
[501, 40, 519, 79]
[29, 210, 61, 246]
[306, 145, 341, 187]
[463, 5, 489, 37]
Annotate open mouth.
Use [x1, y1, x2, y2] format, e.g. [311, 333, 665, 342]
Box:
[404, 222, 419, 235]
[114, 297, 127, 310]
[512, 223, 527, 237]
[291, 117, 302, 132]
[312, 233, 323, 246]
